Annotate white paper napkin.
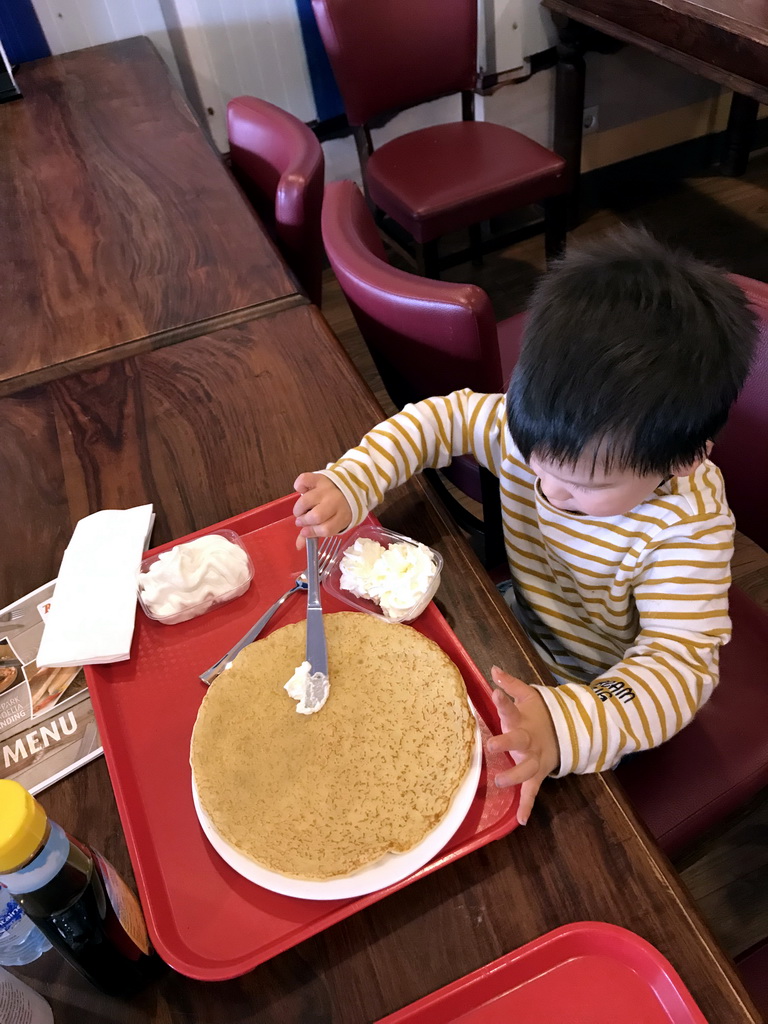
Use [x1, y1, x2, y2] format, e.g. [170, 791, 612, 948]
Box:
[36, 505, 155, 668]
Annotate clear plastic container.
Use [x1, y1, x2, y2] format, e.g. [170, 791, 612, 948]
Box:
[323, 523, 443, 624]
[137, 530, 254, 625]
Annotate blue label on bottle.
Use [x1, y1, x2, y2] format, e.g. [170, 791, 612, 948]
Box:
[0, 897, 23, 935]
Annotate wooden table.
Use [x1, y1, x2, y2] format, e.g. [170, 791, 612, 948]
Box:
[0, 36, 303, 398]
[543, 0, 768, 201]
[10, 304, 761, 1022]
[0, 36, 307, 607]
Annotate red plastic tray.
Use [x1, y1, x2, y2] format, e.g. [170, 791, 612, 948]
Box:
[376, 922, 709, 1023]
[86, 494, 519, 980]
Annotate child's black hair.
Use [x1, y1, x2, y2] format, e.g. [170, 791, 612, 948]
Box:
[506, 227, 757, 476]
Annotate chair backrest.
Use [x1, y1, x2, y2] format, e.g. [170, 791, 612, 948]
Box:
[227, 96, 325, 307]
[712, 274, 768, 551]
[322, 180, 504, 405]
[311, 0, 477, 126]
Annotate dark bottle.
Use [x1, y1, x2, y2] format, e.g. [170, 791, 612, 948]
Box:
[0, 780, 163, 997]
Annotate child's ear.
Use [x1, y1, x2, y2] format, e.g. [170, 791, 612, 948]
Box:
[672, 441, 714, 477]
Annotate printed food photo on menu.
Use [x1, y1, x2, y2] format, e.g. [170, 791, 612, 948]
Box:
[26, 663, 86, 717]
[0, 641, 22, 695]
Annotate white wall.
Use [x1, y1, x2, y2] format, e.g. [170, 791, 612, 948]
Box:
[150, 0, 316, 150]
[482, 44, 725, 167]
[31, 0, 181, 85]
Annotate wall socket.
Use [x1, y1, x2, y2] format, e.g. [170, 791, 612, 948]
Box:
[582, 105, 599, 134]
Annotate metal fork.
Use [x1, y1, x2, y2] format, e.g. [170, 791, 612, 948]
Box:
[199, 535, 342, 685]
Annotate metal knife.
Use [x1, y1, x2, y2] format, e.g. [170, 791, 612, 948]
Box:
[304, 536, 330, 711]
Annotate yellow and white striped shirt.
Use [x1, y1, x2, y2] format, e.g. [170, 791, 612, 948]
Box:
[321, 389, 734, 776]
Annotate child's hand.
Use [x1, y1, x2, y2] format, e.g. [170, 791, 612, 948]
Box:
[293, 473, 353, 549]
[485, 666, 559, 826]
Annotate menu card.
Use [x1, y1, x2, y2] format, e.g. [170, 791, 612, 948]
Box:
[0, 581, 102, 794]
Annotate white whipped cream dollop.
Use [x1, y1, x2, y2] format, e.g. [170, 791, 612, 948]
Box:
[139, 534, 251, 624]
[284, 661, 330, 715]
[339, 537, 437, 621]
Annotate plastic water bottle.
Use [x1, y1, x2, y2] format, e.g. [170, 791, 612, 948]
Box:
[0, 891, 50, 966]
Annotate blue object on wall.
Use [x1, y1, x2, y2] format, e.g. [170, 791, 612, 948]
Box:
[0, 0, 50, 65]
[293, 0, 343, 123]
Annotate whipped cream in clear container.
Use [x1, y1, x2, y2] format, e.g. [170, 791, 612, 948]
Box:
[324, 524, 442, 623]
[138, 530, 253, 625]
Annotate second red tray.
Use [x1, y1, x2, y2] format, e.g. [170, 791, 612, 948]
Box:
[86, 495, 519, 980]
[376, 921, 708, 1023]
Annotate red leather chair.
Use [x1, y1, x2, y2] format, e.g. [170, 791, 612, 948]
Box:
[227, 96, 325, 307]
[616, 275, 768, 858]
[311, 0, 568, 276]
[322, 179, 525, 564]
[615, 586, 768, 857]
[712, 273, 768, 551]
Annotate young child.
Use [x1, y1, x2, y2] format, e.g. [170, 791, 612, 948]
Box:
[292, 228, 757, 825]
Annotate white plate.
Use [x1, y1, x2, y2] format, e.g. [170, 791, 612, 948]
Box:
[192, 712, 483, 901]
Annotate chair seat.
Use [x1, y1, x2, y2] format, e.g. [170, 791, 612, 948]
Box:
[367, 122, 567, 243]
[615, 585, 768, 858]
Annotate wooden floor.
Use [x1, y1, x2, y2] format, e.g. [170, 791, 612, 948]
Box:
[319, 147, 768, 962]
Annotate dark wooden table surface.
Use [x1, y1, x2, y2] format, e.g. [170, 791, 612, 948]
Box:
[0, 36, 303, 397]
[545, 0, 768, 102]
[10, 305, 761, 1023]
[543, 0, 768, 205]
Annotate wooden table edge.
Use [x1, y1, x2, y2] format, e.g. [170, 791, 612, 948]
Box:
[0, 293, 309, 399]
[543, 0, 768, 106]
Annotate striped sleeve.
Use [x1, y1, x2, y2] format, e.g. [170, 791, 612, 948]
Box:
[318, 390, 506, 527]
[534, 513, 734, 776]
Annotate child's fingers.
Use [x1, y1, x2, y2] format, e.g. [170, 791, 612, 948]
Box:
[494, 755, 540, 789]
[492, 687, 520, 735]
[295, 490, 341, 527]
[296, 517, 339, 549]
[491, 666, 534, 704]
[492, 686, 516, 715]
[293, 491, 318, 517]
[516, 778, 541, 826]
[298, 504, 350, 537]
[293, 479, 330, 518]
[486, 725, 529, 757]
[299, 519, 340, 539]
[294, 498, 337, 548]
[295, 502, 326, 527]
[492, 686, 515, 710]
[293, 472, 320, 494]
[494, 759, 544, 824]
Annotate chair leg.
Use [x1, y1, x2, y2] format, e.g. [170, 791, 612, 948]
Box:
[721, 92, 759, 177]
[544, 195, 568, 265]
[469, 224, 484, 268]
[553, 23, 587, 229]
[415, 240, 440, 279]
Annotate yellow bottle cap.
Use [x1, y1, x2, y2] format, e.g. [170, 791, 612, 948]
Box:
[0, 780, 48, 873]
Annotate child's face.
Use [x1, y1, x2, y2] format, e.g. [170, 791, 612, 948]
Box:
[529, 454, 665, 517]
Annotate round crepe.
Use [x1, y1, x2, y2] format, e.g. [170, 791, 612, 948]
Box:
[190, 611, 475, 880]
